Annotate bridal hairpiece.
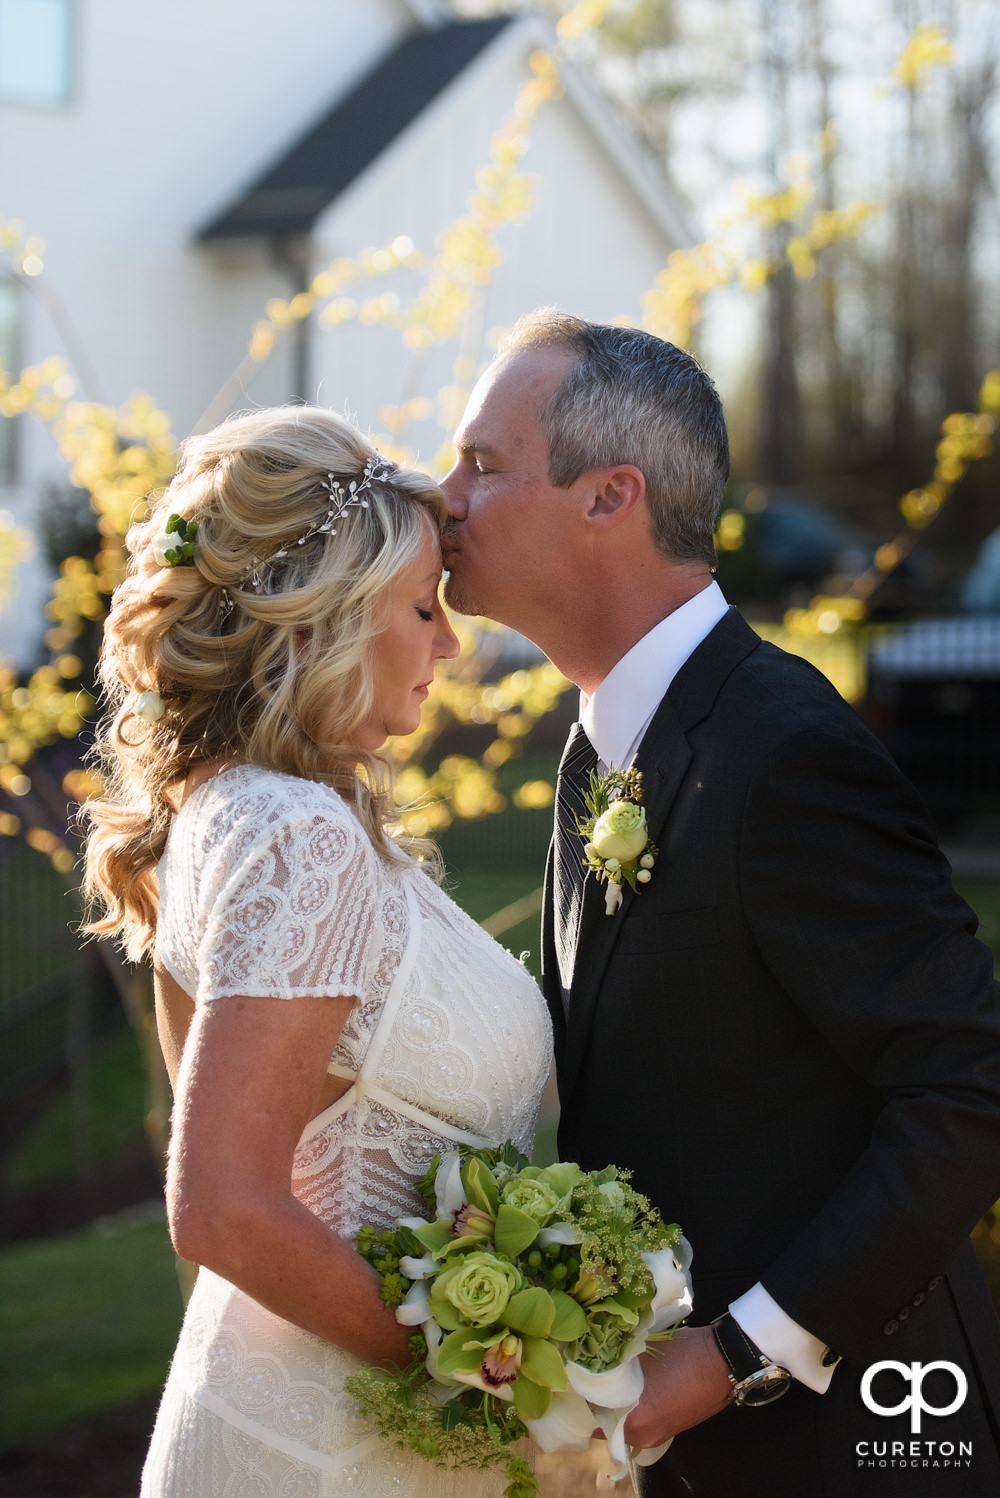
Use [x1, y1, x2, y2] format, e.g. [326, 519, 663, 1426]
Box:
[239, 452, 398, 592]
[151, 451, 398, 611]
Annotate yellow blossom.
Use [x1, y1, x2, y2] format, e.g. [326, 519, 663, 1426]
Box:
[893, 24, 954, 92]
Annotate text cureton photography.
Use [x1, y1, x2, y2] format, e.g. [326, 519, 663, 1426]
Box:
[856, 1440, 973, 1472]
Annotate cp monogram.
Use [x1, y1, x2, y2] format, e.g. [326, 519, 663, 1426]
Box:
[861, 1361, 968, 1434]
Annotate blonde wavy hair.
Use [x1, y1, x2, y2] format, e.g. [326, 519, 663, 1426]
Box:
[82, 405, 447, 962]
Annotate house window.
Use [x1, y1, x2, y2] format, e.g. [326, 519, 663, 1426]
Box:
[0, 0, 74, 107]
[0, 281, 19, 482]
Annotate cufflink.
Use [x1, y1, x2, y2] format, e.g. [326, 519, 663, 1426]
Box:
[821, 1348, 840, 1368]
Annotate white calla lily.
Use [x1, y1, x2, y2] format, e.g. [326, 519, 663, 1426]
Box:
[522, 1388, 596, 1452]
[422, 1320, 444, 1381]
[434, 1152, 466, 1218]
[399, 1254, 438, 1281]
[427, 1379, 461, 1407]
[537, 1222, 582, 1247]
[617, 1308, 655, 1369]
[633, 1437, 674, 1468]
[642, 1241, 694, 1334]
[566, 1355, 644, 1410]
[604, 1406, 637, 1480]
[673, 1233, 694, 1274]
[395, 1280, 431, 1326]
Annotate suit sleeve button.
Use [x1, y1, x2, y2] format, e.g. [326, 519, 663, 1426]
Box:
[912, 1291, 926, 1306]
[896, 1306, 911, 1321]
[927, 1277, 943, 1292]
[883, 1319, 900, 1335]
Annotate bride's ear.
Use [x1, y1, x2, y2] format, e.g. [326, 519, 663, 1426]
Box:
[584, 465, 646, 528]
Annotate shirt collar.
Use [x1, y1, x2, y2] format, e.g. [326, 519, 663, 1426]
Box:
[580, 581, 729, 769]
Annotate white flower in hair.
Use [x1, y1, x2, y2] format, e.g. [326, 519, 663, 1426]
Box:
[135, 690, 166, 723]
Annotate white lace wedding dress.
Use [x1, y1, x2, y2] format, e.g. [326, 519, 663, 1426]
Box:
[142, 764, 553, 1498]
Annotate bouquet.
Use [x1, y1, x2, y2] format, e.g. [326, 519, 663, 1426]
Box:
[345, 1142, 693, 1497]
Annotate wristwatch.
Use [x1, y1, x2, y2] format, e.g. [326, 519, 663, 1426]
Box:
[710, 1312, 793, 1407]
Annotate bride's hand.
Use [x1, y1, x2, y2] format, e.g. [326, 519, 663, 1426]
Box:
[623, 1327, 732, 1448]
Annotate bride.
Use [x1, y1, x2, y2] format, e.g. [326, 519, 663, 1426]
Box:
[82, 407, 554, 1496]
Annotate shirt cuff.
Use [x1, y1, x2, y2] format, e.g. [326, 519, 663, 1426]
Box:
[729, 1283, 840, 1394]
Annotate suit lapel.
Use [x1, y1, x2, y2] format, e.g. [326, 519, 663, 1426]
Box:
[557, 609, 761, 1106]
[559, 701, 692, 1103]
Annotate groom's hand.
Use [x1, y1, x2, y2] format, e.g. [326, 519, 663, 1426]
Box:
[624, 1326, 733, 1448]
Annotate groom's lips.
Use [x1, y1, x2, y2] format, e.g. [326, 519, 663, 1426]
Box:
[440, 523, 461, 564]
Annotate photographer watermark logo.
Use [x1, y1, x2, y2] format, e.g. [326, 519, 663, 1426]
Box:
[861, 1360, 968, 1433]
[857, 1362, 972, 1471]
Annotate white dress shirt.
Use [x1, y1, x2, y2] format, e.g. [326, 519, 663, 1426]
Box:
[580, 581, 728, 766]
[579, 579, 838, 1395]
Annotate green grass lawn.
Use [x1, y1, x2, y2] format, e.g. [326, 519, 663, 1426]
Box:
[0, 1211, 180, 1446]
[3, 1025, 149, 1191]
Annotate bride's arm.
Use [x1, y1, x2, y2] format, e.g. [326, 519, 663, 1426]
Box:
[166, 991, 413, 1368]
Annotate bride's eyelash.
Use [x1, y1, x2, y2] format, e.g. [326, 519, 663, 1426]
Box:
[417, 607, 434, 622]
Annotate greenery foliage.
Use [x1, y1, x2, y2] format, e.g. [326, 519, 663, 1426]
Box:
[0, 1213, 180, 1446]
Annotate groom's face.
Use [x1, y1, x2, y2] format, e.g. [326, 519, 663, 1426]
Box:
[440, 346, 581, 623]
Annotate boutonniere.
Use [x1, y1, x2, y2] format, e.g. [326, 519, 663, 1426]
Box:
[576, 764, 657, 916]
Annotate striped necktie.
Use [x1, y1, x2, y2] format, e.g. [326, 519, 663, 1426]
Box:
[554, 722, 599, 1016]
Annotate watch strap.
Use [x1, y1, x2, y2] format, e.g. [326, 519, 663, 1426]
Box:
[711, 1311, 769, 1382]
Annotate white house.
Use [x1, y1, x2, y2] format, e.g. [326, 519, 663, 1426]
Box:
[0, 0, 691, 664]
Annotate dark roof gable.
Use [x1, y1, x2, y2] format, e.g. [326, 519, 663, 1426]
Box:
[199, 18, 511, 241]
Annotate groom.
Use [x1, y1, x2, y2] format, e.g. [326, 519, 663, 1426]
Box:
[440, 310, 1000, 1496]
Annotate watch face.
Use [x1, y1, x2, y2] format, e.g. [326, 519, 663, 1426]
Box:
[736, 1368, 793, 1407]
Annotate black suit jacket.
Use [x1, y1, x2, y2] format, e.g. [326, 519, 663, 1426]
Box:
[543, 611, 1000, 1488]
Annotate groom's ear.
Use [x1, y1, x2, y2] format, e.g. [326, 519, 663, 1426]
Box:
[584, 465, 646, 527]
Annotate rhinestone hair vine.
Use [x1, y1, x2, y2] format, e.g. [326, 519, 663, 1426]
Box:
[239, 452, 397, 593]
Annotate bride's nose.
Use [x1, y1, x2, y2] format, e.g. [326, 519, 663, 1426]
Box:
[436, 613, 460, 661]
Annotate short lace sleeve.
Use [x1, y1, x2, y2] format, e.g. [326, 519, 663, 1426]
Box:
[193, 777, 378, 1004]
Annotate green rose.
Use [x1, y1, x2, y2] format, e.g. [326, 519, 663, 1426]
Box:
[569, 1297, 640, 1371]
[429, 1251, 519, 1329]
[592, 802, 647, 863]
[501, 1177, 560, 1225]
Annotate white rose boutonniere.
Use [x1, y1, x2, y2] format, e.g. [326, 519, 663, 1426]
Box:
[576, 765, 657, 915]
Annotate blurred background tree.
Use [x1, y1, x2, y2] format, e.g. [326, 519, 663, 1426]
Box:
[544, 0, 1000, 603]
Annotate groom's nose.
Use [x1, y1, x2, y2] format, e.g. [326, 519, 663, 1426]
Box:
[439, 463, 468, 520]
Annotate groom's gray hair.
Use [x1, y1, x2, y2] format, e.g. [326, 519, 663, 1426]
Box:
[498, 310, 729, 567]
